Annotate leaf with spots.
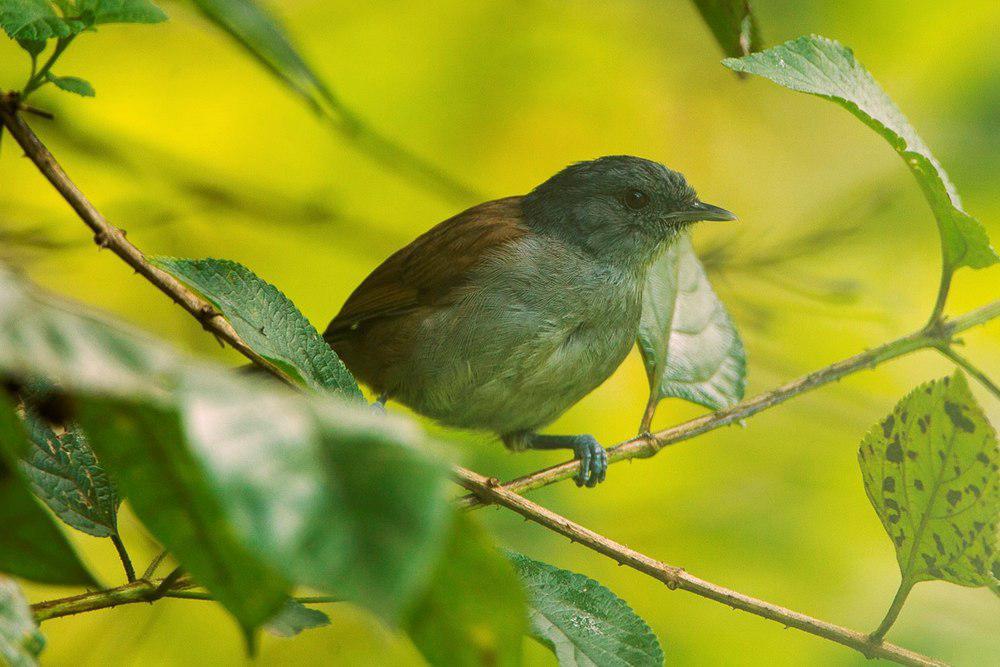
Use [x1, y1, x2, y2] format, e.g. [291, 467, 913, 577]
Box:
[510, 552, 664, 667]
[0, 576, 44, 667]
[638, 233, 746, 431]
[858, 371, 999, 594]
[151, 257, 362, 400]
[724, 36, 998, 274]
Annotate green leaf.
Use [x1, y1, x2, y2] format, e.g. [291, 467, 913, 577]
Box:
[724, 36, 998, 273]
[0, 395, 96, 587]
[75, 0, 167, 25]
[0, 0, 74, 40]
[638, 234, 746, 427]
[264, 600, 330, 638]
[690, 0, 762, 58]
[16, 37, 45, 56]
[150, 257, 362, 399]
[406, 514, 527, 667]
[43, 72, 94, 97]
[19, 399, 121, 538]
[0, 576, 44, 667]
[510, 553, 664, 667]
[858, 371, 999, 591]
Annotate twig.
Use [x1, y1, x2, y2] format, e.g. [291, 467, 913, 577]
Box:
[110, 534, 136, 583]
[141, 550, 170, 580]
[31, 576, 195, 622]
[460, 301, 1000, 507]
[936, 345, 1000, 401]
[453, 466, 946, 667]
[164, 590, 340, 605]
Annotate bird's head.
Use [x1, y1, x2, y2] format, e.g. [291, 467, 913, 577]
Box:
[522, 155, 735, 266]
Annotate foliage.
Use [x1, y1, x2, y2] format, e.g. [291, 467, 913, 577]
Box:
[0, 577, 44, 667]
[690, 0, 761, 59]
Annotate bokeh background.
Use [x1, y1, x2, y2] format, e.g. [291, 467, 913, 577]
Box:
[2, 0, 998, 664]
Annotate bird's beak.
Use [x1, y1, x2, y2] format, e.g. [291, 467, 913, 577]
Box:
[668, 201, 737, 223]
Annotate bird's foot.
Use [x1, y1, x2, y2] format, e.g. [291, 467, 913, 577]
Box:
[569, 434, 608, 488]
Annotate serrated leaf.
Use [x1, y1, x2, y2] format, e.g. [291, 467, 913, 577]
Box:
[0, 576, 44, 667]
[151, 257, 362, 399]
[264, 600, 330, 638]
[724, 36, 998, 273]
[0, 395, 96, 587]
[638, 234, 745, 428]
[43, 72, 94, 96]
[690, 0, 762, 58]
[858, 371, 999, 591]
[75, 0, 166, 25]
[0, 265, 450, 630]
[19, 400, 120, 537]
[0, 0, 75, 40]
[510, 553, 664, 667]
[406, 514, 527, 667]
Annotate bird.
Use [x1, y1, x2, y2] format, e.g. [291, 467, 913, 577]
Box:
[324, 155, 735, 487]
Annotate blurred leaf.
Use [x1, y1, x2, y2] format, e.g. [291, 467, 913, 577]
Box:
[76, 0, 166, 25]
[0, 0, 75, 40]
[724, 36, 999, 274]
[0, 265, 451, 629]
[510, 552, 664, 667]
[0, 395, 96, 587]
[0, 576, 44, 667]
[690, 0, 761, 58]
[858, 371, 999, 591]
[19, 400, 120, 538]
[151, 257, 362, 399]
[16, 37, 45, 56]
[406, 514, 527, 667]
[638, 234, 746, 429]
[264, 600, 330, 638]
[44, 72, 94, 96]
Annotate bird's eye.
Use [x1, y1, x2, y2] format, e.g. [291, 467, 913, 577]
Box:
[623, 188, 650, 210]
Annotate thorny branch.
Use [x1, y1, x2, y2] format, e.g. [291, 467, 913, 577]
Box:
[3, 98, 990, 665]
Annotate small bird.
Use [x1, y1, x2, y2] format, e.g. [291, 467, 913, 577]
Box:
[324, 156, 734, 487]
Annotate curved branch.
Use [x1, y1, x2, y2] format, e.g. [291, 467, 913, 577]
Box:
[454, 467, 946, 667]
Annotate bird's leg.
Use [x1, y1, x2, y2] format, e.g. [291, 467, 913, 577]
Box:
[521, 433, 608, 488]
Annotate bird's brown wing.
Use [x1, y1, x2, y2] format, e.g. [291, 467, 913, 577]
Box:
[324, 196, 528, 343]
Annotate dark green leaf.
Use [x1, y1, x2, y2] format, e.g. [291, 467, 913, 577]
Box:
[0, 0, 74, 40]
[638, 234, 745, 427]
[0, 576, 44, 667]
[19, 401, 120, 538]
[511, 553, 664, 667]
[264, 600, 330, 638]
[0, 395, 96, 587]
[16, 37, 45, 56]
[858, 371, 999, 591]
[75, 0, 166, 25]
[43, 72, 94, 97]
[407, 514, 527, 667]
[724, 36, 998, 273]
[690, 0, 762, 58]
[150, 257, 362, 399]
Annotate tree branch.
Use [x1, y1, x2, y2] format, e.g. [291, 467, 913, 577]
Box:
[460, 301, 1000, 507]
[453, 467, 946, 667]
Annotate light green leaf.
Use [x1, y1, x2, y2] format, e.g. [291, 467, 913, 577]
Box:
[690, 0, 762, 58]
[264, 600, 330, 638]
[151, 257, 362, 399]
[43, 72, 94, 96]
[858, 371, 999, 591]
[0, 576, 44, 667]
[75, 0, 166, 25]
[510, 553, 664, 667]
[406, 514, 527, 667]
[724, 36, 998, 273]
[0, 395, 96, 587]
[19, 397, 120, 538]
[638, 234, 746, 428]
[0, 0, 75, 40]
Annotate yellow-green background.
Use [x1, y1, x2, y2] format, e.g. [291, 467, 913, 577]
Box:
[1, 0, 998, 664]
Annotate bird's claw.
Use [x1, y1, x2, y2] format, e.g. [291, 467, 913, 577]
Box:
[572, 435, 608, 488]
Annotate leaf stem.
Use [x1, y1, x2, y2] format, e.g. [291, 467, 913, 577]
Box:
[23, 36, 75, 98]
[141, 549, 169, 580]
[927, 265, 952, 328]
[936, 346, 1000, 401]
[870, 578, 914, 642]
[110, 534, 136, 582]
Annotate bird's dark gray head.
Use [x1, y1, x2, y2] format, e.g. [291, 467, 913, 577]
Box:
[522, 155, 735, 266]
